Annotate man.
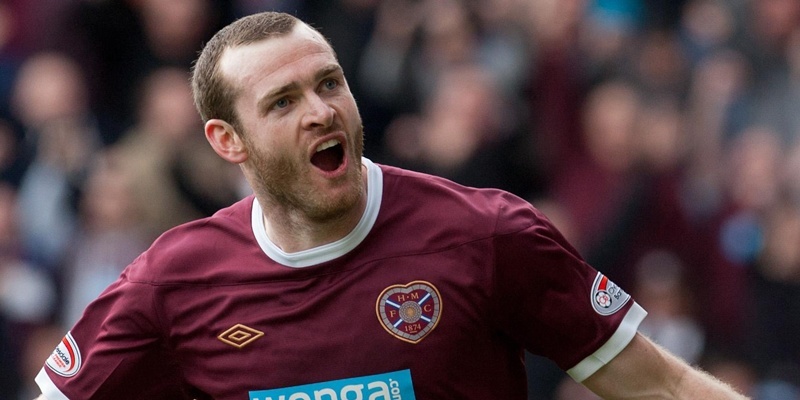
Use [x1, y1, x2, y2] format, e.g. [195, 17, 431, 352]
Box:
[35, 11, 747, 400]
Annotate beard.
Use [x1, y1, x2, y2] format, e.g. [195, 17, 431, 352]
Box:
[244, 126, 365, 223]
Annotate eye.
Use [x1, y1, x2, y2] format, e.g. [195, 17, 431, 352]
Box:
[322, 78, 338, 91]
[274, 98, 290, 109]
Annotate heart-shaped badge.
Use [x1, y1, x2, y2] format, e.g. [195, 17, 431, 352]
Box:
[376, 281, 442, 344]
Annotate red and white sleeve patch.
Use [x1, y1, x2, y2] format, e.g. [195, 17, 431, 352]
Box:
[45, 331, 82, 377]
[590, 272, 631, 316]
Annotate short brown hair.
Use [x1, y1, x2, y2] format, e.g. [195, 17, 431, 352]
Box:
[191, 12, 299, 132]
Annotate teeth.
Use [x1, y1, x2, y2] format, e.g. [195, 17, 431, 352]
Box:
[315, 139, 340, 152]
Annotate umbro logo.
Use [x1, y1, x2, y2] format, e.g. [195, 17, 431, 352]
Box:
[218, 324, 264, 348]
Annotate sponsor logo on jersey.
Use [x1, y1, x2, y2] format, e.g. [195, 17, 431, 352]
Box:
[218, 323, 265, 348]
[249, 369, 416, 400]
[45, 331, 82, 377]
[591, 272, 631, 316]
[376, 281, 441, 344]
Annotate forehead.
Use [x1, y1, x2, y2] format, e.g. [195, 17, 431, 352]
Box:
[218, 23, 337, 94]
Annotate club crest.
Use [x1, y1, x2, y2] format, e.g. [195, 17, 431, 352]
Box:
[376, 281, 442, 344]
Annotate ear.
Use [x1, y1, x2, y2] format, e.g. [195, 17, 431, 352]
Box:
[205, 119, 248, 164]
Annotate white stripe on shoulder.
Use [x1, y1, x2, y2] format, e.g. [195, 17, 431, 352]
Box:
[566, 301, 648, 382]
[35, 368, 70, 400]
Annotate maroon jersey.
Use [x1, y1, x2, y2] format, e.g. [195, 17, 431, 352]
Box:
[37, 158, 646, 400]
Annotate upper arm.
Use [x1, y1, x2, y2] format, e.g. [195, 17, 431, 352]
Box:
[492, 202, 647, 371]
[582, 333, 749, 399]
[35, 277, 168, 399]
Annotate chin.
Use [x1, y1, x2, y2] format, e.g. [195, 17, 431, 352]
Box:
[307, 177, 364, 222]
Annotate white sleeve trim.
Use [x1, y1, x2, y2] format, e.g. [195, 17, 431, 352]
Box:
[566, 301, 648, 382]
[35, 368, 70, 400]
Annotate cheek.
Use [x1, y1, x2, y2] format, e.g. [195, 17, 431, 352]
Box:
[245, 129, 303, 170]
[339, 97, 362, 128]
[241, 117, 284, 149]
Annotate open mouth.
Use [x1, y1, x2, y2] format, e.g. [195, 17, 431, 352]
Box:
[311, 139, 345, 172]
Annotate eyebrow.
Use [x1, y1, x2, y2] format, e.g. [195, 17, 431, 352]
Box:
[257, 64, 343, 115]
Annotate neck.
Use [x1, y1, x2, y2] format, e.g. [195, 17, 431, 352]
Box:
[260, 166, 368, 253]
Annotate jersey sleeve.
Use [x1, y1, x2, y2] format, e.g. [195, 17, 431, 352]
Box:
[490, 195, 647, 382]
[35, 268, 191, 400]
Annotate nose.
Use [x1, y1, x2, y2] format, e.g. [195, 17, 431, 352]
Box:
[301, 93, 335, 131]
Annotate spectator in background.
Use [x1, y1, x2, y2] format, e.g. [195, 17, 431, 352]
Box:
[58, 0, 225, 143]
[356, 0, 425, 150]
[737, 0, 800, 80]
[357, 0, 477, 150]
[472, 0, 533, 100]
[0, 181, 22, 399]
[0, 183, 57, 399]
[683, 48, 751, 180]
[0, 183, 55, 325]
[381, 63, 534, 196]
[782, 139, 800, 205]
[633, 250, 705, 365]
[703, 354, 758, 399]
[0, 118, 25, 186]
[549, 79, 642, 265]
[745, 199, 800, 397]
[678, 0, 737, 66]
[18, 325, 62, 400]
[11, 51, 102, 271]
[521, 0, 590, 187]
[631, 30, 689, 98]
[746, 25, 800, 145]
[358, 0, 534, 156]
[59, 152, 149, 327]
[0, 1, 24, 119]
[698, 126, 784, 352]
[304, 0, 377, 94]
[112, 67, 242, 242]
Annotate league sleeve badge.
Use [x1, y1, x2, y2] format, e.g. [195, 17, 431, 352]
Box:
[45, 331, 82, 377]
[591, 272, 631, 316]
[376, 281, 442, 344]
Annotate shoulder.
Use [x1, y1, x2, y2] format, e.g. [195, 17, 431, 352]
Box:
[377, 164, 543, 236]
[125, 196, 257, 284]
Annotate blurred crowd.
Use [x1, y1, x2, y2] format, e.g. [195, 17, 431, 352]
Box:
[0, 0, 798, 399]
